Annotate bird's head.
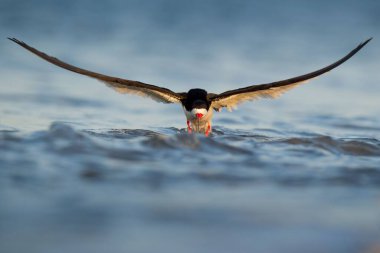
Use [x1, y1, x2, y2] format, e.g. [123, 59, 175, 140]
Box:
[184, 89, 210, 120]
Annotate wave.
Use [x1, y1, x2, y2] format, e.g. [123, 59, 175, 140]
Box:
[1, 122, 380, 188]
[276, 135, 380, 157]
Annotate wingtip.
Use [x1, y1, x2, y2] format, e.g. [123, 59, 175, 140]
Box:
[361, 37, 373, 46]
[351, 37, 373, 53]
[8, 37, 16, 42]
[7, 37, 24, 45]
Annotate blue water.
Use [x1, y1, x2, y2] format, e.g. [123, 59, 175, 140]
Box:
[1, 0, 380, 252]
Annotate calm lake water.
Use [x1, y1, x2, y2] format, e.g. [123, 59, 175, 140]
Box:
[1, 0, 380, 252]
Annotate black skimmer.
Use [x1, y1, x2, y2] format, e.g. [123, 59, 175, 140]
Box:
[8, 38, 371, 136]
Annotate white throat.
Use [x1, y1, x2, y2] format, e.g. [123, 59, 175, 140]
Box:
[183, 107, 214, 134]
[191, 108, 208, 119]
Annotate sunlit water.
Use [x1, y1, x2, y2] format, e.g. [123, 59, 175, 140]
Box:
[1, 1, 380, 253]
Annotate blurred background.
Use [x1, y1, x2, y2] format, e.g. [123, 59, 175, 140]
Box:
[1, 1, 380, 253]
[1, 0, 379, 132]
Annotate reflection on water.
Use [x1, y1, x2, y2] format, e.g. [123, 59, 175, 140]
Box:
[1, 0, 380, 253]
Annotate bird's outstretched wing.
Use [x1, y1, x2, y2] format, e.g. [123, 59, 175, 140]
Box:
[8, 38, 185, 104]
[209, 38, 372, 111]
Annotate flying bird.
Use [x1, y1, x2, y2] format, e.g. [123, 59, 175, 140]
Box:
[8, 37, 371, 136]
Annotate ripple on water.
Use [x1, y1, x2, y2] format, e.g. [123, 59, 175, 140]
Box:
[1, 122, 380, 188]
[276, 135, 380, 156]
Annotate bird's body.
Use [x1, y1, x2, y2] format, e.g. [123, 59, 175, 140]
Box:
[8, 38, 372, 136]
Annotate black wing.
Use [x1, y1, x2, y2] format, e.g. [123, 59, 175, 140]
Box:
[8, 38, 186, 103]
[209, 38, 372, 111]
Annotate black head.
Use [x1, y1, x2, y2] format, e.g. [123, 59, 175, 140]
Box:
[182, 89, 210, 111]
